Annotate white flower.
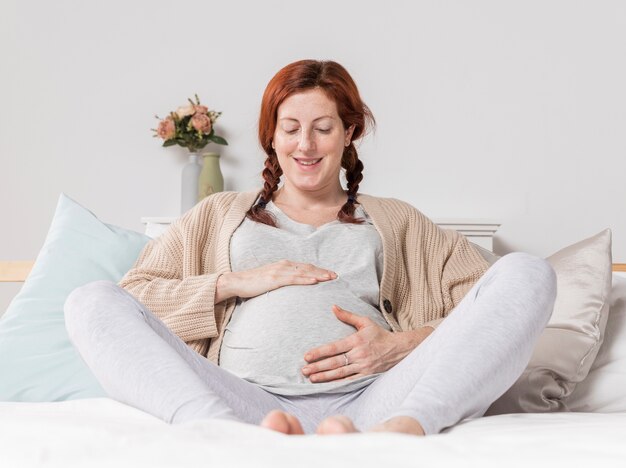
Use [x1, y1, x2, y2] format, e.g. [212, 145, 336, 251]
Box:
[176, 104, 195, 119]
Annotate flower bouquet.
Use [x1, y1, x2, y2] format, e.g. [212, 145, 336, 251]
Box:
[152, 95, 228, 213]
[153, 94, 228, 152]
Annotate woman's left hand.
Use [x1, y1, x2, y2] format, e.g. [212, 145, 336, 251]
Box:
[301, 305, 433, 383]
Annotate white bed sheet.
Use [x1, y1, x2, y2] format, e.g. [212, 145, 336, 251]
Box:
[1, 398, 625, 468]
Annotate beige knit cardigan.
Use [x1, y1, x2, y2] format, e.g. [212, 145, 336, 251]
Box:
[118, 189, 489, 364]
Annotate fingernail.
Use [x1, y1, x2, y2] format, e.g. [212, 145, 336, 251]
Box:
[304, 354, 311, 361]
[302, 367, 310, 375]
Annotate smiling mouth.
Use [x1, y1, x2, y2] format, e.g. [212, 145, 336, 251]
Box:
[294, 158, 322, 167]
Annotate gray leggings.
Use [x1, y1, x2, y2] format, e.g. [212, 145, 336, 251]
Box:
[64, 252, 556, 435]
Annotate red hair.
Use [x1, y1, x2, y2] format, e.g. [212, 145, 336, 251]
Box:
[247, 59, 376, 227]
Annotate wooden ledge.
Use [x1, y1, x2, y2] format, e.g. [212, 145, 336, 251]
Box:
[1, 261, 626, 283]
[0, 261, 35, 282]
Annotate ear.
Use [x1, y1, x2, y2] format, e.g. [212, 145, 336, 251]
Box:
[345, 124, 356, 145]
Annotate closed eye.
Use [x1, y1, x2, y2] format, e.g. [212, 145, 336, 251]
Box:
[284, 128, 330, 135]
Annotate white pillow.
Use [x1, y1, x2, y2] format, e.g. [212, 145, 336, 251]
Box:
[565, 272, 626, 412]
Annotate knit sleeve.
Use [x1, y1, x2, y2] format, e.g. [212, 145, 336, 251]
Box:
[439, 228, 489, 316]
[117, 209, 221, 343]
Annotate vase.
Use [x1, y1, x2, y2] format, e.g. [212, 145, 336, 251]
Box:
[181, 152, 202, 214]
[198, 152, 224, 201]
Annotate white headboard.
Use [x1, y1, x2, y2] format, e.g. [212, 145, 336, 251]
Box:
[433, 219, 501, 252]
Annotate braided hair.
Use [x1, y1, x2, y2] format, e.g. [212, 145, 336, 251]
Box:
[246, 154, 282, 226]
[247, 60, 375, 227]
[336, 143, 365, 223]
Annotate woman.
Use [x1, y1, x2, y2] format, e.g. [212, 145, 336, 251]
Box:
[64, 60, 557, 436]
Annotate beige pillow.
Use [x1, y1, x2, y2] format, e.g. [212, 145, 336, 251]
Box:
[485, 229, 613, 414]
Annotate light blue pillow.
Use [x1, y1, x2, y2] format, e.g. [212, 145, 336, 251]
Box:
[0, 193, 151, 401]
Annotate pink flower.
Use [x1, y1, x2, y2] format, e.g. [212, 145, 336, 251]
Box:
[193, 104, 208, 115]
[157, 117, 176, 140]
[190, 113, 212, 134]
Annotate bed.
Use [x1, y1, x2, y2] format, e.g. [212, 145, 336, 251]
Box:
[1, 193, 625, 467]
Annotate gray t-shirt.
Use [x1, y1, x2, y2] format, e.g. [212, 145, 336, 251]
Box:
[219, 200, 389, 395]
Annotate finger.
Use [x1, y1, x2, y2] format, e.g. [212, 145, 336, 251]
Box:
[271, 266, 333, 289]
[282, 276, 320, 286]
[280, 273, 331, 287]
[302, 352, 350, 376]
[304, 339, 351, 363]
[307, 364, 357, 383]
[295, 263, 337, 279]
[286, 265, 336, 282]
[332, 305, 369, 329]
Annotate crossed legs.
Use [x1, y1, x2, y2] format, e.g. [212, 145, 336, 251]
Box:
[262, 252, 557, 436]
[64, 252, 556, 436]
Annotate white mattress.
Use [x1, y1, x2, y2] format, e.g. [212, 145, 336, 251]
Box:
[1, 398, 625, 468]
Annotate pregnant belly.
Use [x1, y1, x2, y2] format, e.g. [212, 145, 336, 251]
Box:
[218, 283, 389, 386]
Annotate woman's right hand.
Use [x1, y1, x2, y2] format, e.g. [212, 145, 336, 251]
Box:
[214, 260, 337, 303]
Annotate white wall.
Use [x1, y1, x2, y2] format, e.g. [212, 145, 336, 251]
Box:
[2, 0, 625, 313]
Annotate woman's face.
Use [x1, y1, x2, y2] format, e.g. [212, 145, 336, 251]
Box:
[273, 88, 355, 197]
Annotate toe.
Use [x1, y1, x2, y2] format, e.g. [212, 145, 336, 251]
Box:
[368, 416, 425, 436]
[260, 410, 290, 434]
[285, 413, 305, 435]
[316, 415, 358, 435]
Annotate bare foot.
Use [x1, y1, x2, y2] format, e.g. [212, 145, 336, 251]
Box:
[316, 415, 358, 434]
[260, 410, 305, 435]
[262, 411, 424, 437]
[369, 416, 425, 436]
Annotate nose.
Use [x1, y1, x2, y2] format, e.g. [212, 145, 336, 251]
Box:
[298, 130, 316, 152]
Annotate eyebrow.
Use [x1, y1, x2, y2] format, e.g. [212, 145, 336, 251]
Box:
[279, 115, 335, 122]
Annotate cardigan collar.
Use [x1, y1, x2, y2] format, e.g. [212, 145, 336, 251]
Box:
[216, 189, 398, 325]
[356, 194, 398, 318]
